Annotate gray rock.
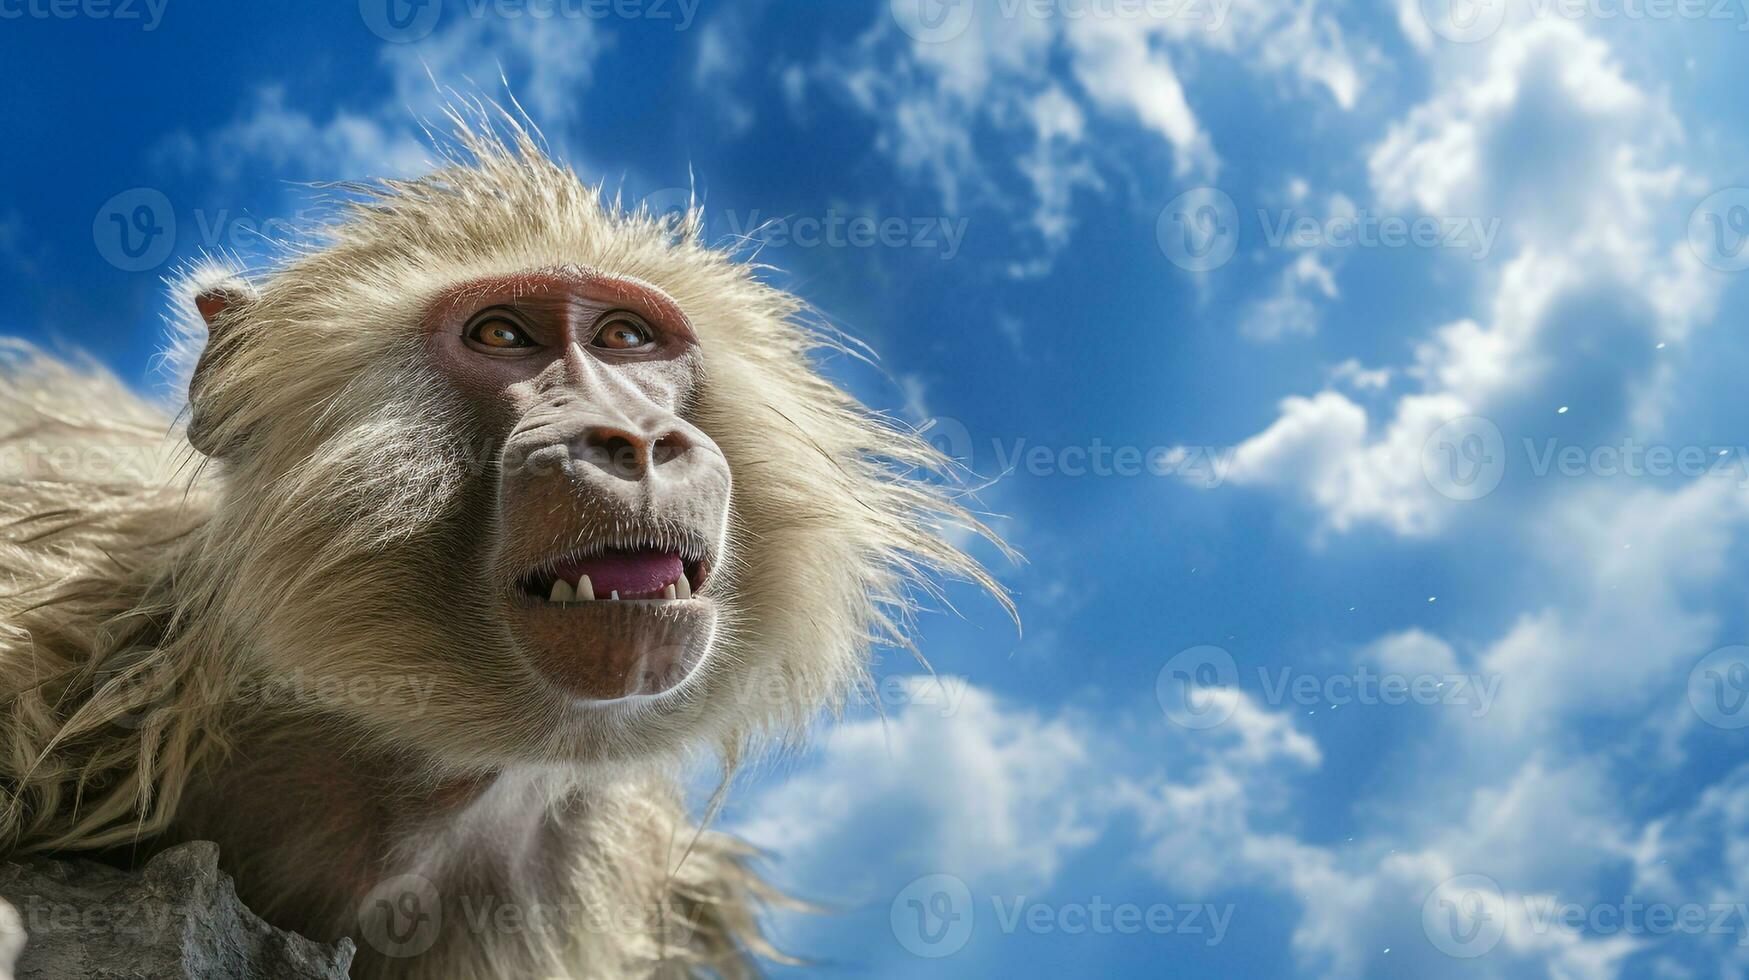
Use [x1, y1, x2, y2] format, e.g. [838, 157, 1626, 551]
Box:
[0, 841, 353, 979]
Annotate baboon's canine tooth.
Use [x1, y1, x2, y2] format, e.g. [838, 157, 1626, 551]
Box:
[549, 579, 574, 603]
[675, 574, 691, 599]
[576, 574, 595, 601]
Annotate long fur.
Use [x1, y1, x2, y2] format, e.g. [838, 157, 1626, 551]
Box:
[0, 110, 1005, 977]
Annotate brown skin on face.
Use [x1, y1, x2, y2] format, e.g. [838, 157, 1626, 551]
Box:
[423, 270, 731, 702]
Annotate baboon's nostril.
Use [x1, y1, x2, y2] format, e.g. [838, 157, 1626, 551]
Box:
[578, 425, 692, 478]
[652, 430, 691, 466]
[583, 427, 647, 477]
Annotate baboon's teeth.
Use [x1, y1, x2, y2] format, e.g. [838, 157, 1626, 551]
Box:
[536, 571, 696, 604]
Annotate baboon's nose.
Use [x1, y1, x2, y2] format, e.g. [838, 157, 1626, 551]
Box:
[576, 423, 695, 480]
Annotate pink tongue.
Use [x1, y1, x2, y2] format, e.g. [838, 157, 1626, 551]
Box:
[555, 551, 683, 599]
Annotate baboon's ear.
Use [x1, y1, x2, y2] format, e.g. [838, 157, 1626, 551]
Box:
[186, 275, 258, 458]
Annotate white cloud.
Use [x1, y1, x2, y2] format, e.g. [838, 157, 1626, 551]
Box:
[1365, 628, 1459, 676]
[163, 16, 605, 184]
[1218, 388, 1478, 535]
[694, 13, 754, 135]
[732, 678, 1098, 896]
[165, 86, 432, 183]
[1369, 23, 1674, 259]
[1329, 358, 1392, 392]
[791, 1, 1374, 269]
[1190, 22, 1721, 537]
[1017, 86, 1103, 247]
[1119, 735, 1652, 978]
[0, 210, 39, 279]
[1061, 18, 1214, 177]
[1477, 477, 1749, 738]
[380, 14, 606, 127]
[739, 665, 1717, 978]
[1215, 475, 1749, 974]
[1239, 250, 1341, 341]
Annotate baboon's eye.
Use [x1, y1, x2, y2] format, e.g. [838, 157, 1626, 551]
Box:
[591, 316, 654, 352]
[465, 315, 535, 352]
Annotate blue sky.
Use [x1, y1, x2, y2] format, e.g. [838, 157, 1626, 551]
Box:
[5, 1, 1749, 976]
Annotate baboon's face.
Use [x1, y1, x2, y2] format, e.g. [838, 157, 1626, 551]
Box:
[182, 152, 988, 777]
[424, 269, 731, 705]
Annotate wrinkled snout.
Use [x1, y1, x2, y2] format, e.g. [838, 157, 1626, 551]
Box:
[496, 381, 732, 575]
[573, 417, 699, 482]
[505, 405, 726, 508]
[495, 390, 731, 702]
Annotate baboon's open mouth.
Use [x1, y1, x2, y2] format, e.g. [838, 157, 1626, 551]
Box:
[506, 542, 721, 702]
[516, 548, 712, 603]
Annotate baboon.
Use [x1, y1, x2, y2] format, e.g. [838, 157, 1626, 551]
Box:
[0, 116, 1001, 978]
